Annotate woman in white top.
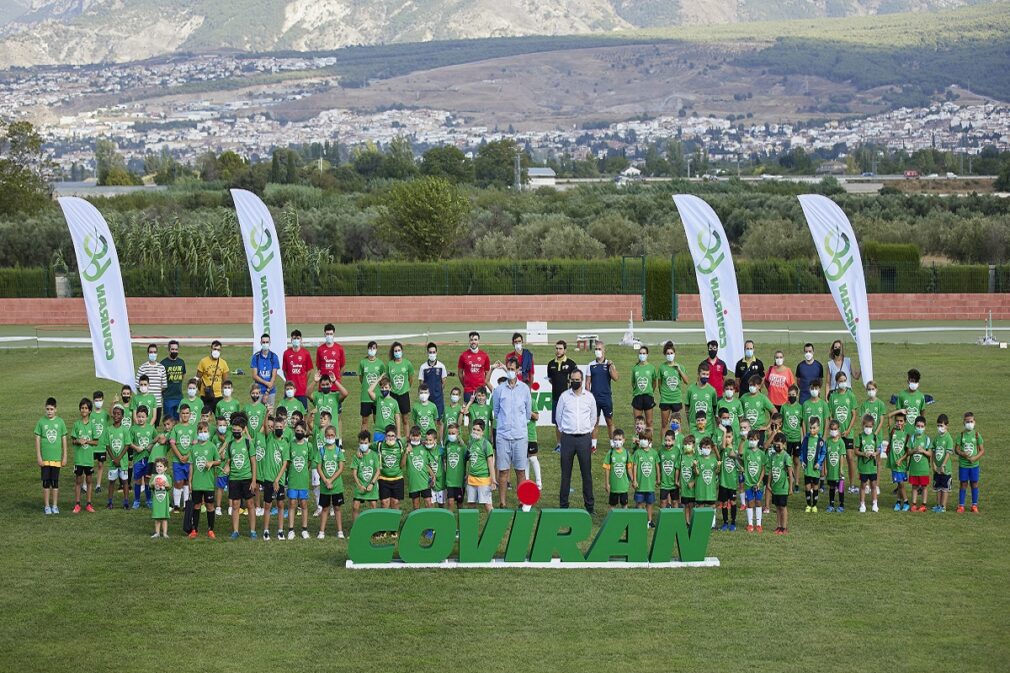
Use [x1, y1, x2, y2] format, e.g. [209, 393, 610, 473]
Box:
[826, 339, 860, 392]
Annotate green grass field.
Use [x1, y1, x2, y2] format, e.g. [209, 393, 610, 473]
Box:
[3, 332, 1009, 672]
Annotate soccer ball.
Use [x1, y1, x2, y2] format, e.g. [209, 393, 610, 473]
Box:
[151, 474, 169, 490]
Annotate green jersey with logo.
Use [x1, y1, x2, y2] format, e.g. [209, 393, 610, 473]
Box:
[717, 397, 743, 436]
[189, 442, 218, 492]
[659, 446, 680, 490]
[285, 441, 314, 491]
[769, 450, 791, 496]
[658, 363, 686, 404]
[828, 389, 857, 433]
[426, 445, 445, 491]
[887, 428, 911, 473]
[133, 392, 157, 416]
[932, 432, 953, 475]
[132, 423, 159, 461]
[277, 397, 306, 425]
[605, 448, 632, 494]
[244, 401, 267, 435]
[956, 430, 983, 469]
[679, 454, 697, 498]
[895, 390, 926, 423]
[859, 399, 886, 431]
[225, 438, 254, 481]
[104, 424, 132, 470]
[216, 398, 241, 425]
[118, 401, 134, 431]
[373, 396, 399, 433]
[632, 447, 658, 493]
[467, 438, 494, 480]
[685, 383, 717, 422]
[357, 359, 386, 403]
[694, 454, 719, 502]
[411, 401, 439, 434]
[352, 450, 380, 500]
[742, 393, 776, 429]
[854, 432, 879, 475]
[742, 448, 766, 489]
[90, 409, 109, 447]
[378, 439, 404, 480]
[907, 433, 932, 477]
[781, 402, 803, 443]
[467, 400, 493, 430]
[311, 391, 341, 422]
[631, 363, 657, 397]
[386, 359, 415, 396]
[719, 450, 739, 490]
[803, 435, 823, 478]
[802, 399, 829, 432]
[318, 447, 345, 495]
[258, 435, 287, 484]
[71, 419, 96, 467]
[444, 403, 464, 428]
[169, 423, 197, 464]
[405, 445, 431, 493]
[180, 395, 204, 420]
[443, 440, 467, 488]
[824, 437, 846, 481]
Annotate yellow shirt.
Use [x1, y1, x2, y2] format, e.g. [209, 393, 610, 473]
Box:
[196, 355, 230, 398]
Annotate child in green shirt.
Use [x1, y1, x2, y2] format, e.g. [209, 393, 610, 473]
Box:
[411, 384, 439, 436]
[443, 422, 467, 512]
[854, 414, 880, 513]
[678, 435, 697, 521]
[780, 384, 803, 493]
[103, 405, 132, 510]
[885, 412, 911, 511]
[631, 434, 659, 526]
[954, 411, 984, 513]
[70, 398, 98, 513]
[404, 426, 433, 510]
[824, 419, 847, 512]
[424, 429, 445, 508]
[930, 414, 954, 513]
[767, 433, 793, 534]
[351, 430, 380, 526]
[603, 429, 631, 509]
[187, 422, 219, 539]
[150, 458, 171, 538]
[658, 429, 681, 509]
[907, 415, 933, 512]
[317, 424, 345, 539]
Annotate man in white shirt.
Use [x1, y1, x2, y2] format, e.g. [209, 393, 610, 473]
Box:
[555, 368, 597, 513]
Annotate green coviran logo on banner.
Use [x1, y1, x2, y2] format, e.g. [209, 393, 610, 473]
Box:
[249, 220, 274, 335]
[695, 224, 728, 349]
[82, 229, 115, 361]
[822, 227, 858, 340]
[346, 507, 719, 569]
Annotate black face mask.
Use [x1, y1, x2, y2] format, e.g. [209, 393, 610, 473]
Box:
[231, 430, 242, 439]
[570, 380, 582, 391]
[708, 349, 718, 359]
[251, 397, 260, 404]
[274, 428, 284, 438]
[788, 396, 798, 403]
[320, 386, 331, 393]
[169, 352, 179, 359]
[294, 431, 306, 441]
[832, 348, 841, 357]
[122, 395, 131, 403]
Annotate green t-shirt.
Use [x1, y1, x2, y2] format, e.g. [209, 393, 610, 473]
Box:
[378, 439, 404, 479]
[859, 398, 886, 431]
[658, 446, 680, 490]
[104, 424, 132, 470]
[357, 359, 386, 403]
[225, 438, 254, 481]
[373, 396, 399, 433]
[443, 403, 464, 428]
[604, 448, 632, 494]
[311, 391, 341, 422]
[118, 401, 134, 431]
[658, 363, 687, 404]
[907, 433, 932, 477]
[803, 435, 823, 478]
[956, 430, 983, 468]
[244, 401, 267, 435]
[631, 362, 658, 397]
[284, 440, 314, 491]
[277, 397, 306, 425]
[685, 383, 717, 422]
[352, 450, 380, 500]
[741, 393, 776, 429]
[679, 453, 696, 498]
[179, 395, 204, 420]
[932, 432, 954, 475]
[411, 401, 439, 434]
[443, 440, 467, 488]
[133, 392, 157, 416]
[854, 431, 879, 475]
[467, 400, 493, 430]
[694, 454, 719, 502]
[466, 437, 493, 480]
[71, 418, 96, 466]
[769, 450, 791, 496]
[632, 447, 658, 493]
[189, 442, 218, 492]
[35, 416, 67, 464]
[169, 423, 198, 464]
[689, 423, 720, 450]
[781, 402, 803, 443]
[527, 420, 537, 443]
[719, 450, 740, 490]
[716, 397, 743, 435]
[318, 446, 345, 495]
[742, 448, 766, 489]
[828, 389, 857, 433]
[216, 398, 241, 425]
[895, 389, 926, 423]
[426, 445, 445, 491]
[386, 359, 415, 396]
[405, 444, 432, 493]
[132, 423, 159, 461]
[824, 437, 846, 481]
[257, 435, 287, 483]
[802, 399, 829, 432]
[90, 409, 109, 445]
[887, 427, 911, 472]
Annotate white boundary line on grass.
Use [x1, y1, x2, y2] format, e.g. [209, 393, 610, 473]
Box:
[345, 557, 721, 569]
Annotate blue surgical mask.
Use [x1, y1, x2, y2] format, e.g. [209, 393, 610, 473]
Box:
[148, 353, 157, 362]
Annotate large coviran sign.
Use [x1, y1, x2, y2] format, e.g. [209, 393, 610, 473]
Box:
[346, 507, 719, 569]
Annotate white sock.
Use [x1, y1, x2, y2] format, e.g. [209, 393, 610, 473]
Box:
[755, 508, 763, 526]
[591, 438, 597, 449]
[528, 456, 542, 485]
[313, 487, 320, 506]
[738, 492, 747, 507]
[172, 488, 182, 507]
[182, 485, 190, 502]
[746, 508, 754, 525]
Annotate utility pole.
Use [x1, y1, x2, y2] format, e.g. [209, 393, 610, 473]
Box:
[514, 148, 522, 191]
[687, 157, 692, 179]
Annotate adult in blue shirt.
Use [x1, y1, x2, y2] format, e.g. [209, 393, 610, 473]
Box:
[160, 339, 186, 420]
[419, 341, 449, 427]
[491, 359, 532, 509]
[586, 341, 618, 452]
[250, 333, 281, 407]
[795, 342, 824, 404]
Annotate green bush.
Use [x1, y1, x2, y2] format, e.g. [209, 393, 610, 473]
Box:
[862, 241, 920, 265]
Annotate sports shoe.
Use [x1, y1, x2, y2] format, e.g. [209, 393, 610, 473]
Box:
[86, 503, 95, 513]
[918, 505, 928, 512]
[938, 507, 946, 513]
[931, 505, 940, 512]
[337, 530, 345, 539]
[894, 502, 902, 512]
[51, 506, 59, 514]
[228, 506, 233, 516]
[151, 532, 160, 538]
[901, 503, 911, 512]
[188, 530, 198, 539]
[163, 532, 169, 538]
[249, 531, 258, 539]
[106, 501, 113, 510]
[647, 520, 656, 529]
[756, 525, 763, 533]
[317, 531, 326, 539]
[287, 530, 295, 540]
[230, 531, 240, 540]
[72, 504, 81, 514]
[811, 506, 817, 513]
[871, 502, 879, 512]
[720, 523, 729, 532]
[270, 506, 278, 516]
[762, 507, 770, 514]
[301, 529, 310, 539]
[848, 486, 859, 494]
[263, 530, 271, 541]
[837, 506, 844, 513]
[122, 500, 130, 510]
[746, 525, 755, 532]
[255, 507, 264, 517]
[277, 529, 285, 540]
[728, 524, 736, 532]
[215, 507, 223, 516]
[554, 444, 561, 453]
[424, 530, 434, 540]
[313, 506, 323, 517]
[971, 505, 979, 513]
[774, 528, 782, 535]
[781, 528, 788, 535]
[956, 505, 965, 513]
[826, 506, 835, 513]
[44, 506, 52, 515]
[859, 503, 866, 513]
[804, 506, 811, 513]
[207, 530, 216, 539]
[240, 508, 248, 516]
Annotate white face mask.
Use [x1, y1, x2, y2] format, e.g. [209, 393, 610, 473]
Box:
[744, 349, 754, 358]
[965, 422, 975, 431]
[261, 343, 270, 352]
[211, 349, 220, 359]
[359, 444, 370, 452]
[639, 439, 650, 448]
[701, 447, 711, 457]
[471, 433, 483, 442]
[610, 439, 620, 448]
[721, 418, 732, 427]
[665, 353, 675, 363]
[450, 394, 460, 404]
[148, 353, 157, 362]
[739, 428, 748, 437]
[638, 353, 647, 362]
[594, 349, 603, 360]
[367, 348, 377, 358]
[774, 357, 784, 366]
[285, 389, 294, 399]
[325, 335, 334, 345]
[506, 370, 517, 381]
[447, 434, 458, 443]
[409, 439, 421, 446]
[393, 351, 402, 360]
[514, 343, 523, 353]
[419, 392, 430, 402]
[748, 385, 758, 394]
[748, 439, 759, 448]
[724, 390, 734, 399]
[139, 385, 148, 393]
[428, 352, 437, 362]
[94, 400, 104, 410]
[838, 380, 848, 390]
[197, 432, 209, 442]
[867, 389, 877, 399]
[187, 387, 197, 397]
[222, 387, 232, 397]
[937, 426, 947, 435]
[325, 437, 336, 445]
[292, 339, 301, 348]
[424, 443, 435, 450]
[863, 427, 873, 435]
[810, 389, 820, 398]
[829, 430, 839, 438]
[804, 352, 813, 362]
[908, 381, 919, 391]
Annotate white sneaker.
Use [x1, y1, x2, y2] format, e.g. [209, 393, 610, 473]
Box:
[329, 506, 335, 516]
[228, 506, 233, 516]
[871, 502, 879, 512]
[51, 506, 60, 515]
[286, 530, 295, 540]
[81, 484, 88, 492]
[317, 531, 325, 539]
[44, 506, 52, 515]
[863, 484, 870, 494]
[151, 532, 160, 538]
[875, 486, 880, 495]
[255, 507, 264, 517]
[859, 503, 866, 513]
[215, 507, 222, 516]
[313, 506, 323, 517]
[536, 482, 543, 489]
[301, 529, 310, 539]
[337, 530, 345, 539]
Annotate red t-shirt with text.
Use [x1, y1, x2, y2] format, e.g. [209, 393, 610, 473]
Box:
[315, 343, 345, 380]
[283, 347, 313, 396]
[457, 349, 491, 393]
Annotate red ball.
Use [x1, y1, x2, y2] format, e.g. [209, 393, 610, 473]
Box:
[516, 480, 541, 507]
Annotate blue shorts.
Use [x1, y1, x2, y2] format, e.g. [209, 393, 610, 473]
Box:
[892, 471, 907, 483]
[634, 491, 656, 505]
[594, 396, 614, 420]
[164, 398, 181, 421]
[132, 458, 148, 480]
[958, 466, 980, 483]
[288, 488, 309, 500]
[172, 463, 189, 482]
[216, 475, 228, 489]
[745, 487, 764, 501]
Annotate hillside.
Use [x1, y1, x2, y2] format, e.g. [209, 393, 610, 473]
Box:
[0, 0, 993, 69]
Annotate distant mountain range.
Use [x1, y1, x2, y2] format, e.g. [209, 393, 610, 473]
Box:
[0, 0, 992, 69]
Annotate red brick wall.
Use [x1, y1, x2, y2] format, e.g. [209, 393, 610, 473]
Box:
[0, 295, 643, 326]
[675, 293, 1010, 321]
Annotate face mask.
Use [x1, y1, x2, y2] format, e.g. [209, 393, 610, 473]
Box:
[122, 394, 131, 403]
[739, 429, 748, 437]
[594, 349, 603, 359]
[367, 348, 377, 358]
[937, 426, 947, 435]
[670, 421, 680, 432]
[515, 343, 523, 353]
[292, 339, 301, 348]
[708, 349, 717, 359]
[231, 430, 242, 439]
[863, 427, 873, 435]
[748, 439, 759, 448]
[325, 437, 337, 445]
[139, 385, 148, 393]
[217, 426, 226, 435]
[295, 431, 307, 441]
[810, 389, 820, 398]
[610, 439, 620, 448]
[285, 389, 294, 399]
[251, 395, 261, 404]
[393, 351, 403, 360]
[273, 428, 284, 438]
[788, 395, 797, 403]
[424, 442, 435, 450]
[447, 434, 458, 443]
[320, 386, 331, 394]
[719, 417, 733, 428]
[222, 387, 232, 397]
[748, 385, 758, 394]
[419, 392, 430, 402]
[148, 353, 157, 362]
[639, 439, 650, 448]
[450, 394, 460, 404]
[470, 344, 479, 352]
[211, 349, 220, 359]
[915, 427, 925, 436]
[570, 380, 582, 391]
[908, 381, 919, 391]
[804, 352, 813, 362]
[665, 353, 675, 362]
[409, 439, 421, 447]
[506, 370, 517, 381]
[169, 351, 179, 359]
[867, 389, 877, 399]
[325, 335, 334, 345]
[774, 357, 784, 366]
[725, 390, 735, 399]
[261, 343, 270, 352]
[701, 447, 711, 457]
[638, 353, 647, 362]
[187, 387, 197, 397]
[380, 390, 390, 398]
[965, 422, 975, 431]
[94, 400, 104, 410]
[829, 430, 839, 438]
[700, 377, 709, 385]
[359, 444, 370, 452]
[197, 432, 209, 442]
[428, 352, 437, 362]
[838, 381, 849, 390]
[471, 434, 483, 442]
[745, 349, 754, 358]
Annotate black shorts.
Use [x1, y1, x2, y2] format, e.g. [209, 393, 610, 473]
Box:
[391, 392, 411, 415]
[446, 486, 464, 504]
[718, 486, 737, 503]
[859, 473, 878, 483]
[843, 437, 854, 451]
[631, 394, 656, 411]
[74, 465, 94, 477]
[93, 451, 106, 463]
[827, 479, 840, 488]
[409, 488, 433, 499]
[228, 478, 254, 502]
[258, 480, 285, 503]
[695, 500, 716, 507]
[360, 402, 376, 418]
[787, 441, 801, 457]
[680, 496, 695, 505]
[319, 493, 345, 507]
[660, 488, 679, 501]
[528, 442, 539, 456]
[41, 465, 60, 487]
[608, 492, 629, 506]
[933, 473, 952, 490]
[804, 476, 820, 486]
[192, 490, 215, 505]
[378, 478, 404, 501]
[772, 494, 789, 507]
[659, 402, 683, 413]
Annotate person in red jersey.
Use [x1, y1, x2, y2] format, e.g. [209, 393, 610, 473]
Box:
[315, 323, 345, 382]
[457, 331, 491, 402]
[283, 329, 313, 408]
